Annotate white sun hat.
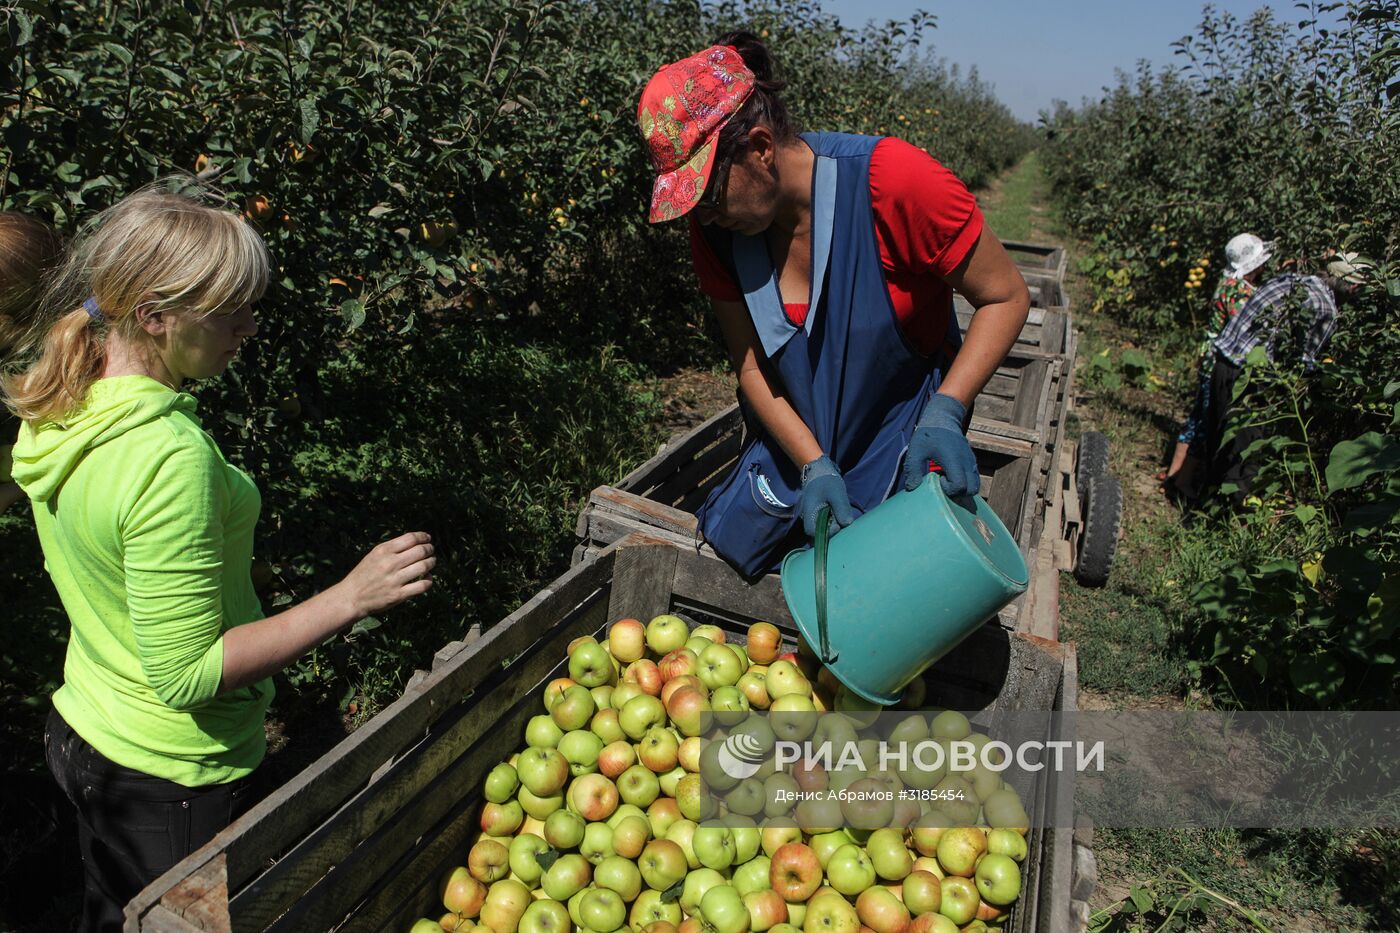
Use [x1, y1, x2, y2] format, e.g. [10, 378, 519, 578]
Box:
[1224, 233, 1274, 278]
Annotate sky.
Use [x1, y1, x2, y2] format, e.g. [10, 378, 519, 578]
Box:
[819, 1, 1321, 122]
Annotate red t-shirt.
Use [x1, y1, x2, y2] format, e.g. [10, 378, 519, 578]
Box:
[688, 137, 984, 357]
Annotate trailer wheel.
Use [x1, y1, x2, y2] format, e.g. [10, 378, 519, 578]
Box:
[1075, 472, 1122, 587]
[1075, 430, 1111, 493]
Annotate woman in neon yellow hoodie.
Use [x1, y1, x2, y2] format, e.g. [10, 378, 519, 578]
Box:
[4, 186, 437, 930]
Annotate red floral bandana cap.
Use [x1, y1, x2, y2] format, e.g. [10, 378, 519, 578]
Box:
[638, 45, 756, 223]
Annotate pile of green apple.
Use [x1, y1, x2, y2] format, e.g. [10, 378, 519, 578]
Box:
[409, 616, 1031, 933]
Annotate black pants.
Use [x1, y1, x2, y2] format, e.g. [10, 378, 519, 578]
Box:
[1203, 355, 1265, 503]
[44, 707, 256, 932]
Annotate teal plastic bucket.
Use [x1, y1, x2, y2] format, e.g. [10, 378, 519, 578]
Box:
[779, 474, 1030, 705]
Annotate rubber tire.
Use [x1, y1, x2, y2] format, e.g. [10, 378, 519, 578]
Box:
[1076, 430, 1111, 494]
[1075, 472, 1122, 587]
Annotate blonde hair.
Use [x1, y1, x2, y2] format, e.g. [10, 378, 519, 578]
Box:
[2, 182, 271, 424]
[0, 212, 63, 354]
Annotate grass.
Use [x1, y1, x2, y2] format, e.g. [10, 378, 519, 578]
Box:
[975, 154, 1397, 932]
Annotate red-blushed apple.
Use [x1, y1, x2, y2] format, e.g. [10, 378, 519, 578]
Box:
[659, 648, 700, 685]
[975, 899, 1006, 924]
[543, 677, 577, 712]
[738, 670, 772, 710]
[646, 615, 689, 655]
[665, 686, 713, 738]
[647, 797, 682, 838]
[855, 886, 910, 933]
[480, 800, 524, 837]
[804, 889, 860, 933]
[612, 813, 651, 859]
[599, 739, 638, 779]
[438, 911, 468, 932]
[679, 919, 703, 933]
[816, 667, 842, 698]
[769, 843, 822, 902]
[469, 838, 510, 883]
[745, 890, 789, 932]
[745, 622, 782, 665]
[839, 777, 895, 831]
[692, 624, 727, 645]
[901, 871, 941, 916]
[935, 876, 978, 927]
[935, 828, 986, 878]
[441, 865, 488, 917]
[972, 853, 1020, 906]
[608, 618, 646, 663]
[480, 878, 531, 933]
[625, 659, 664, 696]
[567, 773, 620, 822]
[791, 758, 828, 794]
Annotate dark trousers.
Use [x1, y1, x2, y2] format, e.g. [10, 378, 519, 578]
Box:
[44, 707, 256, 932]
[1203, 355, 1264, 502]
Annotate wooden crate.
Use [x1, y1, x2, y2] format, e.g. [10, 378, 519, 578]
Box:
[128, 536, 1078, 933]
[1002, 240, 1068, 283]
[953, 303, 1071, 359]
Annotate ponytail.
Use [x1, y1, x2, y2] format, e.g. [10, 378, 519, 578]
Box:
[712, 30, 797, 157]
[3, 308, 106, 423]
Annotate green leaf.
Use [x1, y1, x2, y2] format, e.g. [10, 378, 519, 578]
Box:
[660, 879, 684, 903]
[1294, 504, 1318, 526]
[298, 97, 320, 144]
[1289, 653, 1345, 704]
[1326, 432, 1400, 493]
[341, 299, 365, 331]
[1129, 885, 1154, 914]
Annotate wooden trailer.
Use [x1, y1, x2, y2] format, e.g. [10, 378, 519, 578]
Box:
[127, 537, 1080, 933]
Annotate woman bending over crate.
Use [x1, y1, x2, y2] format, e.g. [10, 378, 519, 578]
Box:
[635, 33, 1031, 576]
[3, 185, 435, 931]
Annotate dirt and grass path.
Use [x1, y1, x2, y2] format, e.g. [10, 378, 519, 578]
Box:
[981, 155, 1389, 932]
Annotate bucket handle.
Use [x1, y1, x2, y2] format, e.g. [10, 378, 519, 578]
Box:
[814, 505, 838, 665]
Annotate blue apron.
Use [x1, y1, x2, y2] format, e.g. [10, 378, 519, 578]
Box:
[696, 131, 961, 577]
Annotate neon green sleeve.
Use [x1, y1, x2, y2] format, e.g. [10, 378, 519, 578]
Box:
[121, 440, 228, 710]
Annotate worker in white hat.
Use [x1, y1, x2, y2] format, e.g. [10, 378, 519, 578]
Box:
[1161, 233, 1273, 501]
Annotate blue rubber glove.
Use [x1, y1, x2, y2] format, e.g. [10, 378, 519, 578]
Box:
[900, 393, 980, 497]
[799, 455, 856, 537]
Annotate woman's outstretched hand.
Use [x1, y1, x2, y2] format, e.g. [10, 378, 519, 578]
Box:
[337, 532, 435, 618]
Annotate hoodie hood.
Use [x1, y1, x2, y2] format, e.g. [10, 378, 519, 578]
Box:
[11, 376, 199, 503]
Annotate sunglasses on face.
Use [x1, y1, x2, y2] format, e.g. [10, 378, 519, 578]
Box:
[697, 150, 734, 212]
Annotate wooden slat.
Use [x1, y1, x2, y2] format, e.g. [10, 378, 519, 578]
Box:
[649, 429, 742, 507]
[976, 395, 1014, 424]
[983, 372, 1021, 399]
[970, 418, 1041, 445]
[1011, 359, 1050, 429]
[590, 486, 699, 539]
[617, 406, 740, 495]
[988, 455, 1033, 536]
[610, 539, 679, 623]
[135, 904, 205, 933]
